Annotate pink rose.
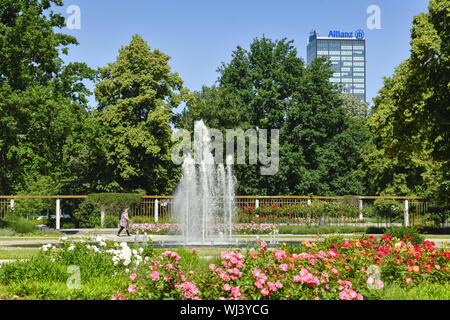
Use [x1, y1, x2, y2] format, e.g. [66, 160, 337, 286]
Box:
[261, 288, 270, 296]
[127, 284, 137, 293]
[279, 264, 288, 272]
[129, 273, 137, 281]
[151, 271, 160, 281]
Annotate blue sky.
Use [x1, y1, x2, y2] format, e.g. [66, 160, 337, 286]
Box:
[55, 0, 429, 109]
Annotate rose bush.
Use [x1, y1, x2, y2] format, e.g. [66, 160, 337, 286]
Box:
[116, 235, 449, 300]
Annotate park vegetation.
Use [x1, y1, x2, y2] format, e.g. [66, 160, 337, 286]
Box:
[0, 0, 448, 206]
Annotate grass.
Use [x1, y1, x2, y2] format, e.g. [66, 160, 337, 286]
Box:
[380, 282, 450, 300]
[0, 229, 63, 238]
[0, 249, 39, 260]
[0, 276, 130, 300]
[422, 234, 450, 239]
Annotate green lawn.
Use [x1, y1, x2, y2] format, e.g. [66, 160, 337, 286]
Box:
[0, 249, 40, 260]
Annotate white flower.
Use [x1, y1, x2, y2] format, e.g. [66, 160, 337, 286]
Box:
[139, 248, 144, 254]
[68, 245, 75, 251]
[61, 237, 68, 241]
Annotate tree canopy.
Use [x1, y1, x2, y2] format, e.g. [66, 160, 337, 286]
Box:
[0, 0, 95, 195]
[179, 36, 370, 195]
[0, 0, 447, 205]
[93, 35, 187, 194]
[365, 0, 449, 204]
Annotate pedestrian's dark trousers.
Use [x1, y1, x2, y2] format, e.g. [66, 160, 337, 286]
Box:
[118, 225, 130, 236]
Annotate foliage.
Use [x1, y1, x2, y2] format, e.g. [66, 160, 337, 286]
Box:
[366, 0, 450, 205]
[1, 236, 449, 300]
[384, 226, 425, 245]
[104, 215, 119, 229]
[237, 200, 361, 224]
[340, 92, 369, 119]
[73, 193, 141, 228]
[420, 205, 450, 227]
[87, 193, 142, 216]
[119, 236, 450, 300]
[0, 218, 8, 228]
[373, 199, 403, 220]
[178, 36, 369, 196]
[93, 35, 187, 194]
[12, 176, 59, 219]
[0, 0, 96, 195]
[3, 216, 35, 234]
[278, 225, 369, 235]
[73, 201, 100, 228]
[0, 237, 145, 300]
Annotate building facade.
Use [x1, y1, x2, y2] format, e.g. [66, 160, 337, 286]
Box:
[307, 30, 366, 101]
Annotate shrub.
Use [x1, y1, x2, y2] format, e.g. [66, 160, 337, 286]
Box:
[104, 215, 119, 228]
[62, 222, 75, 229]
[74, 201, 101, 228]
[373, 199, 403, 220]
[0, 218, 9, 228]
[87, 193, 142, 217]
[88, 214, 101, 228]
[237, 200, 360, 224]
[421, 205, 450, 227]
[384, 226, 424, 245]
[74, 193, 142, 228]
[130, 216, 155, 224]
[5, 216, 35, 234]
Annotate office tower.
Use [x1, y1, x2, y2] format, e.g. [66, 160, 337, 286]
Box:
[307, 30, 366, 101]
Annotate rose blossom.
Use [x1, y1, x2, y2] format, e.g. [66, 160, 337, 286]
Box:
[151, 271, 160, 281]
[129, 273, 137, 281]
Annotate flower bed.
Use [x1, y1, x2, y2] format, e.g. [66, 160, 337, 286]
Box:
[1, 234, 448, 300]
[237, 201, 362, 224]
[130, 223, 181, 235]
[130, 223, 279, 235]
[116, 235, 450, 300]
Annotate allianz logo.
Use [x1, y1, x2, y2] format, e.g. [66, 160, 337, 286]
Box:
[328, 30, 365, 39]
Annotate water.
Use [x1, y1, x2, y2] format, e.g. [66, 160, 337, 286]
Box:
[173, 120, 236, 245]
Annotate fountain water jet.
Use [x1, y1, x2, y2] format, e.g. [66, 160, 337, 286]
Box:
[173, 120, 236, 245]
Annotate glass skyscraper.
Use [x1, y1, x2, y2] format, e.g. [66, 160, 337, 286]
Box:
[307, 30, 366, 101]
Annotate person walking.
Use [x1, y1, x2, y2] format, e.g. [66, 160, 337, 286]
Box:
[118, 206, 131, 236]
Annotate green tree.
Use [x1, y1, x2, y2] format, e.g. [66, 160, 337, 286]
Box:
[279, 58, 369, 195]
[340, 92, 369, 119]
[94, 35, 187, 194]
[367, 0, 449, 204]
[0, 0, 96, 195]
[179, 36, 369, 196]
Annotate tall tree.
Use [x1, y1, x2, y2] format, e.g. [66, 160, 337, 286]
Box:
[94, 35, 187, 194]
[367, 0, 449, 204]
[179, 36, 369, 196]
[0, 0, 95, 195]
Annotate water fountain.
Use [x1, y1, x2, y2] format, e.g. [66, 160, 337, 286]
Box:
[173, 120, 236, 245]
